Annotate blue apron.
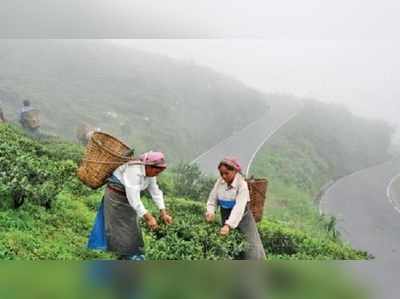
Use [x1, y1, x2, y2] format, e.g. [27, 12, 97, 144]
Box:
[218, 198, 236, 209]
[87, 176, 123, 251]
[87, 198, 107, 250]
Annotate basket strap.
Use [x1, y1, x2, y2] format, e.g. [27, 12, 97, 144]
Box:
[81, 159, 133, 165]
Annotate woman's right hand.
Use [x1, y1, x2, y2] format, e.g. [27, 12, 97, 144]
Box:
[205, 212, 215, 223]
[144, 213, 159, 231]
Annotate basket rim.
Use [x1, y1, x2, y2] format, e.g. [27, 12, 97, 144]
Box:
[91, 131, 133, 160]
[247, 177, 268, 182]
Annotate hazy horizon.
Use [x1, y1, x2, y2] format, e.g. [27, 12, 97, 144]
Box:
[112, 39, 400, 131]
[2, 0, 398, 129]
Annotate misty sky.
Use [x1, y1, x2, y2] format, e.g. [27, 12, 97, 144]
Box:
[112, 39, 400, 130]
[1, 0, 399, 128]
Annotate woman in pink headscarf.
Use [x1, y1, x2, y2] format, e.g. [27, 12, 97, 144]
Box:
[88, 151, 173, 260]
[205, 156, 266, 260]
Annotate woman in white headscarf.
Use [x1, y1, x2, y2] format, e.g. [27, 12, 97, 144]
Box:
[88, 151, 173, 260]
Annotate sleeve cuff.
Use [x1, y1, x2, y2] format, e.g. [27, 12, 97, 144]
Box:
[225, 220, 237, 229]
[152, 196, 166, 210]
[207, 206, 216, 214]
[136, 207, 148, 218]
[157, 202, 166, 210]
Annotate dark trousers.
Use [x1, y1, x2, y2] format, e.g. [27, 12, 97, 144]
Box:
[220, 205, 266, 260]
[103, 188, 145, 257]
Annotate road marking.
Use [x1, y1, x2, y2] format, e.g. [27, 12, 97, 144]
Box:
[245, 111, 299, 177]
[319, 160, 396, 215]
[190, 112, 268, 164]
[386, 173, 400, 215]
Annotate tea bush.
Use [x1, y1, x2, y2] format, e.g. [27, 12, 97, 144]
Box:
[0, 124, 94, 209]
[258, 220, 370, 260]
[0, 123, 370, 260]
[170, 162, 215, 201]
[143, 198, 247, 260]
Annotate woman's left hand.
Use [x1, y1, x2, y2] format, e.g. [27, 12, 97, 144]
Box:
[160, 210, 173, 225]
[220, 224, 230, 236]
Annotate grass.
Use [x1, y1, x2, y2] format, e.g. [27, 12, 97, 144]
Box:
[249, 133, 335, 241]
[0, 119, 370, 261]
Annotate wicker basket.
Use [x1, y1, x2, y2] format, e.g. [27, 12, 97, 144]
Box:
[247, 177, 268, 222]
[21, 109, 40, 129]
[77, 131, 134, 189]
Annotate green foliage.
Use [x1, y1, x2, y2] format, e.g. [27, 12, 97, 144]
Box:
[250, 100, 395, 245]
[258, 221, 370, 260]
[39, 136, 85, 164]
[0, 195, 114, 260]
[0, 39, 270, 163]
[170, 163, 216, 201]
[143, 198, 247, 260]
[0, 124, 80, 208]
[280, 100, 393, 178]
[141, 197, 367, 261]
[0, 124, 368, 260]
[251, 135, 332, 195]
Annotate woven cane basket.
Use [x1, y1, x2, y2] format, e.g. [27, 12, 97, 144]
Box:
[77, 131, 134, 189]
[247, 177, 268, 223]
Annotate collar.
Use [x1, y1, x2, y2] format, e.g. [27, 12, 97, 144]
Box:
[126, 161, 146, 177]
[219, 173, 241, 189]
[140, 164, 147, 177]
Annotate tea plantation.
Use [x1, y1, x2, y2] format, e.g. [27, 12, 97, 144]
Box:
[0, 124, 369, 260]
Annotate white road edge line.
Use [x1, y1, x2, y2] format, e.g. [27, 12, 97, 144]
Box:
[386, 173, 400, 215]
[190, 112, 268, 165]
[245, 111, 299, 177]
[319, 160, 396, 216]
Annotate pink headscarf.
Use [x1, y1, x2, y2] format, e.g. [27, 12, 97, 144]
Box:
[220, 156, 242, 172]
[139, 151, 167, 168]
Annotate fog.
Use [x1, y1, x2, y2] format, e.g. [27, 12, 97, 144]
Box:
[2, 0, 398, 128]
[1, 3, 400, 294]
[112, 39, 400, 130]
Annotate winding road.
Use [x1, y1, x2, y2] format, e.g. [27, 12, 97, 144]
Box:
[321, 158, 400, 299]
[191, 102, 300, 176]
[192, 97, 400, 297]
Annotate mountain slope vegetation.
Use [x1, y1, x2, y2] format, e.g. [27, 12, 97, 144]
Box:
[0, 39, 271, 162]
[250, 100, 394, 238]
[0, 124, 368, 260]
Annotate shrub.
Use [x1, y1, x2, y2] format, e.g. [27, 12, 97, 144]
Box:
[0, 124, 80, 208]
[258, 220, 370, 260]
[171, 162, 215, 201]
[143, 198, 248, 260]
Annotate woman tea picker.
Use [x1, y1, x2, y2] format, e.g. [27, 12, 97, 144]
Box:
[205, 157, 266, 260]
[88, 151, 173, 260]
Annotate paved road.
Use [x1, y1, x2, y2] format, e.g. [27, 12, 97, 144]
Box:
[321, 159, 400, 299]
[191, 102, 300, 177]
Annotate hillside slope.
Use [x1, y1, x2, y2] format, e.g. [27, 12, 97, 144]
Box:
[0, 40, 270, 162]
[250, 100, 394, 237]
[0, 124, 368, 260]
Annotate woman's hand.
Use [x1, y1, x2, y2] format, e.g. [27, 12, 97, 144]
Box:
[205, 212, 215, 223]
[220, 224, 230, 236]
[144, 213, 159, 231]
[160, 209, 173, 225]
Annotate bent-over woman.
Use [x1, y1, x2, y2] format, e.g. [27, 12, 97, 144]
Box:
[88, 151, 173, 260]
[205, 157, 266, 260]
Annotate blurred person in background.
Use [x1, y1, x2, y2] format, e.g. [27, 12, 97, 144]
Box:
[76, 123, 101, 145]
[205, 157, 266, 260]
[19, 100, 41, 137]
[0, 101, 6, 122]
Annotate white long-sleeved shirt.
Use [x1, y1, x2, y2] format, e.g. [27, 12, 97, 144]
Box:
[112, 162, 165, 218]
[206, 173, 250, 229]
